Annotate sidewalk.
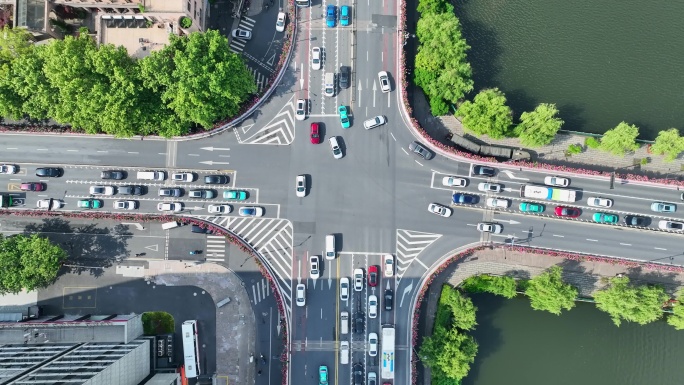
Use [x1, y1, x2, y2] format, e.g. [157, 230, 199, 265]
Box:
[417, 247, 684, 385]
[408, 85, 684, 178]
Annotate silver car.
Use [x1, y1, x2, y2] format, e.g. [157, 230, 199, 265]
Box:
[363, 115, 386, 130]
[477, 222, 503, 233]
[311, 47, 322, 70]
[651, 202, 676, 213]
[340, 277, 350, 300]
[442, 176, 467, 187]
[378, 71, 390, 93]
[353, 268, 364, 291]
[231, 28, 251, 40]
[113, 200, 137, 210]
[296, 283, 306, 307]
[478, 182, 502, 193]
[330, 137, 343, 159]
[89, 185, 115, 195]
[157, 202, 182, 212]
[408, 141, 433, 160]
[296, 99, 306, 121]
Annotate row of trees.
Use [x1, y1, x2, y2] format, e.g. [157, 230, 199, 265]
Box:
[0, 234, 66, 294]
[462, 267, 684, 328]
[0, 27, 256, 137]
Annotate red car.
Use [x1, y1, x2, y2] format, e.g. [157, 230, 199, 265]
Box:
[20, 182, 45, 192]
[555, 206, 581, 218]
[368, 265, 379, 287]
[310, 123, 320, 144]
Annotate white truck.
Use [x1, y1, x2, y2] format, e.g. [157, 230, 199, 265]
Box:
[381, 326, 395, 380]
[520, 184, 576, 202]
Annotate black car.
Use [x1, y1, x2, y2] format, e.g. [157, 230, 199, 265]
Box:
[159, 188, 183, 197]
[624, 215, 647, 227]
[191, 225, 210, 234]
[35, 167, 63, 177]
[339, 66, 350, 89]
[204, 175, 229, 184]
[353, 312, 364, 334]
[384, 289, 393, 311]
[118, 185, 145, 195]
[408, 141, 434, 160]
[473, 165, 496, 177]
[353, 364, 363, 385]
[452, 193, 478, 205]
[101, 170, 125, 180]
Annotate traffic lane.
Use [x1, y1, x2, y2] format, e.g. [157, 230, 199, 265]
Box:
[289, 350, 337, 385]
[0, 135, 167, 167]
[489, 213, 683, 262]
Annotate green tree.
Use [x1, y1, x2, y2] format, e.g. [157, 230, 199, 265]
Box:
[0, 26, 39, 119]
[524, 266, 577, 315]
[140, 30, 256, 131]
[417, 0, 453, 15]
[415, 12, 473, 116]
[593, 276, 668, 327]
[515, 103, 564, 147]
[9, 47, 58, 120]
[420, 325, 478, 381]
[650, 128, 684, 162]
[461, 274, 517, 298]
[455, 88, 513, 139]
[667, 289, 684, 330]
[599, 121, 640, 156]
[439, 285, 477, 330]
[0, 234, 66, 294]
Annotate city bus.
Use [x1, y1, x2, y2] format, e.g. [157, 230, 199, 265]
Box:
[182, 320, 201, 378]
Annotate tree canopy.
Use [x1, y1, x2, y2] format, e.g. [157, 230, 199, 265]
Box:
[0, 234, 66, 294]
[0, 27, 255, 137]
[599, 121, 641, 156]
[420, 325, 478, 381]
[593, 276, 668, 327]
[455, 88, 513, 139]
[667, 289, 684, 330]
[516, 103, 564, 147]
[414, 11, 473, 116]
[524, 266, 577, 315]
[650, 128, 684, 162]
[461, 274, 517, 298]
[438, 284, 477, 330]
[417, 0, 453, 15]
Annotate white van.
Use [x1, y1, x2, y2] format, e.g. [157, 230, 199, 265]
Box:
[137, 171, 166, 181]
[340, 311, 349, 335]
[325, 234, 336, 260]
[363, 115, 386, 130]
[161, 221, 180, 230]
[340, 341, 349, 364]
[324, 72, 335, 97]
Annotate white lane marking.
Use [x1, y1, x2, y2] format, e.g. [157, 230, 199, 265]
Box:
[586, 239, 598, 242]
[414, 160, 423, 167]
[6, 147, 17, 150]
[619, 243, 632, 246]
[401, 148, 408, 155]
[67, 150, 78, 152]
[97, 151, 108, 153]
[552, 234, 565, 237]
[390, 132, 396, 141]
[655, 247, 667, 250]
[37, 149, 48, 151]
[188, 154, 200, 157]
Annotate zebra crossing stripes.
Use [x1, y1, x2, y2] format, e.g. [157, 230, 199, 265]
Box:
[250, 278, 272, 305]
[205, 235, 226, 261]
[395, 229, 442, 280]
[249, 66, 267, 93]
[228, 17, 256, 53]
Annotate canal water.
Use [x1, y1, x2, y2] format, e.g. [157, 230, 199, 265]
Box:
[464, 294, 684, 385]
[454, 0, 684, 139]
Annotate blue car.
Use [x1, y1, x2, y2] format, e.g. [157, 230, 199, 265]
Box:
[452, 193, 477, 205]
[326, 5, 336, 28]
[340, 5, 350, 26]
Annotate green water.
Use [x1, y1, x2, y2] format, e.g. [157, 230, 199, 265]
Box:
[464, 294, 684, 385]
[455, 0, 684, 139]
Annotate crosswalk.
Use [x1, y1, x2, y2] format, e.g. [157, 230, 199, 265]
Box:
[195, 215, 295, 312]
[205, 235, 226, 261]
[395, 229, 442, 280]
[233, 95, 296, 145]
[250, 278, 272, 305]
[229, 17, 256, 53]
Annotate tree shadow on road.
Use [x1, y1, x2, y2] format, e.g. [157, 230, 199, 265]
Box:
[23, 218, 132, 277]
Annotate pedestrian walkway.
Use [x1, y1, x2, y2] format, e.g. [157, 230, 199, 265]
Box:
[229, 17, 256, 54]
[205, 235, 227, 261]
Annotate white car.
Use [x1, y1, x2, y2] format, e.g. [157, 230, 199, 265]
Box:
[353, 268, 364, 291]
[295, 99, 306, 121]
[329, 136, 343, 159]
[544, 176, 570, 187]
[171, 172, 195, 182]
[295, 175, 306, 197]
[36, 199, 63, 210]
[311, 47, 322, 70]
[442, 176, 467, 188]
[477, 222, 503, 233]
[113, 200, 137, 210]
[157, 202, 182, 212]
[296, 283, 306, 307]
[428, 203, 452, 217]
[658, 220, 684, 231]
[368, 333, 378, 356]
[231, 28, 251, 40]
[368, 295, 378, 319]
[486, 198, 510, 208]
[89, 185, 115, 195]
[309, 255, 320, 279]
[383, 254, 394, 277]
[275, 11, 286, 32]
[587, 197, 613, 208]
[208, 204, 232, 214]
[378, 71, 390, 93]
[340, 277, 350, 300]
[363, 115, 386, 130]
[477, 182, 502, 193]
[0, 164, 17, 174]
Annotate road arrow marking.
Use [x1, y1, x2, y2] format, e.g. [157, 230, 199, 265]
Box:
[122, 222, 145, 230]
[372, 80, 377, 108]
[277, 323, 281, 336]
[200, 161, 230, 165]
[399, 281, 413, 308]
[501, 170, 530, 181]
[145, 244, 159, 251]
[496, 219, 520, 225]
[188, 206, 205, 211]
[200, 147, 230, 151]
